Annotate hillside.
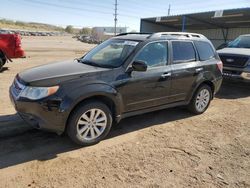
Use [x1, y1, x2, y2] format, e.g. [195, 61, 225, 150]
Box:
[0, 19, 64, 31]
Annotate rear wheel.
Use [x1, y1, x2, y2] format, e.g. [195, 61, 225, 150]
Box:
[67, 101, 113, 146]
[188, 84, 212, 114]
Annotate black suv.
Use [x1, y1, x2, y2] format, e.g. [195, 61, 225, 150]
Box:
[10, 32, 223, 145]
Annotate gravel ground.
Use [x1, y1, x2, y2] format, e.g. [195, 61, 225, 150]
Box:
[0, 36, 249, 188]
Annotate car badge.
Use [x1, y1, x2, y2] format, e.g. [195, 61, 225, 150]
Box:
[226, 58, 234, 63]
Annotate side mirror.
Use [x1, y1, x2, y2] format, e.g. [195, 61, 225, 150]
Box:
[131, 60, 147, 72]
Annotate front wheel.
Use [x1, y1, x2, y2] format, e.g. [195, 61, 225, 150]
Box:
[188, 85, 212, 114]
[0, 58, 5, 72]
[67, 101, 113, 146]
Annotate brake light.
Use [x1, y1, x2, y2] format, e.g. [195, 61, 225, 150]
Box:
[217, 61, 223, 73]
[15, 34, 22, 47]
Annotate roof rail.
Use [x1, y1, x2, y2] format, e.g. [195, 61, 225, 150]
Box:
[116, 32, 152, 36]
[148, 32, 205, 39]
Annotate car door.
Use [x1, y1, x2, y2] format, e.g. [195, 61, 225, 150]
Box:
[119, 41, 172, 112]
[169, 40, 202, 102]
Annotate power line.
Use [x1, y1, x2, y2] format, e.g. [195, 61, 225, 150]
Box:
[14, 0, 140, 19]
[5, 0, 250, 29]
[59, 0, 113, 11]
[7, 0, 114, 27]
[15, 0, 247, 20]
[119, 0, 248, 14]
[21, 0, 112, 15]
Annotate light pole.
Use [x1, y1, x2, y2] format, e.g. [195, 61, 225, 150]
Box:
[114, 0, 118, 35]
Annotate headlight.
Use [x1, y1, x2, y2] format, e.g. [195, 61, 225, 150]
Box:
[19, 86, 59, 100]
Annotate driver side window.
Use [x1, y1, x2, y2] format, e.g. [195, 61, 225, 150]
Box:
[134, 42, 168, 68]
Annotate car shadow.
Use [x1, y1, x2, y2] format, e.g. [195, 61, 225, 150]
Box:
[0, 108, 192, 169]
[0, 80, 249, 169]
[0, 114, 21, 122]
[216, 80, 250, 99]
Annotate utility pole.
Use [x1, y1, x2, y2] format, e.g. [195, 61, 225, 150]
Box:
[168, 4, 171, 16]
[114, 0, 118, 35]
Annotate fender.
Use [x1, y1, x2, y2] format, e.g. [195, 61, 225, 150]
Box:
[0, 50, 12, 62]
[59, 83, 124, 120]
[186, 71, 216, 102]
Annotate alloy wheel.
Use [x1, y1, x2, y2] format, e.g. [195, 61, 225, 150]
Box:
[195, 88, 210, 112]
[77, 108, 107, 141]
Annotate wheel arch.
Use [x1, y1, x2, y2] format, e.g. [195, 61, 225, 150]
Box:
[188, 79, 215, 103]
[64, 93, 122, 133]
[0, 50, 6, 58]
[201, 80, 215, 95]
[0, 50, 7, 62]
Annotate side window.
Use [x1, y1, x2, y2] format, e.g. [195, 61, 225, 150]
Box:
[135, 42, 168, 68]
[194, 41, 215, 61]
[172, 41, 196, 64]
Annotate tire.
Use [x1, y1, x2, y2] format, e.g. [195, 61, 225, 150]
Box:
[188, 84, 212, 114]
[0, 58, 5, 72]
[67, 101, 113, 146]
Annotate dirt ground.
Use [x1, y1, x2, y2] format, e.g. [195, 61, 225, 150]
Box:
[0, 36, 249, 188]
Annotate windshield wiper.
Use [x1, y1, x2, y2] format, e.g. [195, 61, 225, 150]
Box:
[80, 60, 114, 68]
[81, 60, 99, 66]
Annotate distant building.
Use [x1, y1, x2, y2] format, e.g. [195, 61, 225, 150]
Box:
[92, 27, 127, 40]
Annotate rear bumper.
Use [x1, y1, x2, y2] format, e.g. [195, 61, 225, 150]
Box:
[15, 48, 26, 58]
[9, 88, 67, 134]
[213, 76, 223, 94]
[7, 48, 26, 59]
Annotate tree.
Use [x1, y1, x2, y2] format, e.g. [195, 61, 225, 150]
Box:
[79, 27, 92, 35]
[65, 25, 74, 33]
[130, 30, 137, 33]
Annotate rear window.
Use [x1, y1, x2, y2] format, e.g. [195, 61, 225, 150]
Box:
[194, 41, 215, 61]
[172, 41, 196, 63]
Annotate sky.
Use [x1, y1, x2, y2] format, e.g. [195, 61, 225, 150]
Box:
[0, 0, 250, 31]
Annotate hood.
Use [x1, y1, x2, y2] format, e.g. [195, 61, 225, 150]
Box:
[217, 48, 250, 56]
[18, 60, 109, 86]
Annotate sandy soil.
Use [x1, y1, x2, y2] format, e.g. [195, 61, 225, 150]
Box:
[0, 36, 96, 115]
[0, 36, 249, 188]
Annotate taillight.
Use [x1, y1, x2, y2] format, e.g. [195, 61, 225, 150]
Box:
[15, 34, 21, 47]
[217, 61, 223, 73]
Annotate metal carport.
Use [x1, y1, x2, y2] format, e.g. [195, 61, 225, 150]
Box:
[140, 8, 250, 48]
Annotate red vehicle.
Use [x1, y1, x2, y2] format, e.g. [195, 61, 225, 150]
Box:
[0, 33, 25, 70]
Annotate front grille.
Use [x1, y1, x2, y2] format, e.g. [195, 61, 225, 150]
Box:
[11, 78, 25, 98]
[220, 55, 249, 68]
[223, 70, 242, 75]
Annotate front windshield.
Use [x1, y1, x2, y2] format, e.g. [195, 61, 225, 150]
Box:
[228, 36, 250, 48]
[81, 39, 139, 68]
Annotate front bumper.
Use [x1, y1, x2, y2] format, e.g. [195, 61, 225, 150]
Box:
[223, 66, 250, 82]
[9, 87, 67, 135]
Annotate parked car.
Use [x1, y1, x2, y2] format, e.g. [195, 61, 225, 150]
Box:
[9, 32, 223, 145]
[76, 35, 101, 44]
[217, 34, 250, 82]
[0, 33, 25, 70]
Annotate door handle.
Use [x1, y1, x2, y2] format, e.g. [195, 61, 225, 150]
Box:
[195, 68, 203, 73]
[161, 72, 171, 78]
